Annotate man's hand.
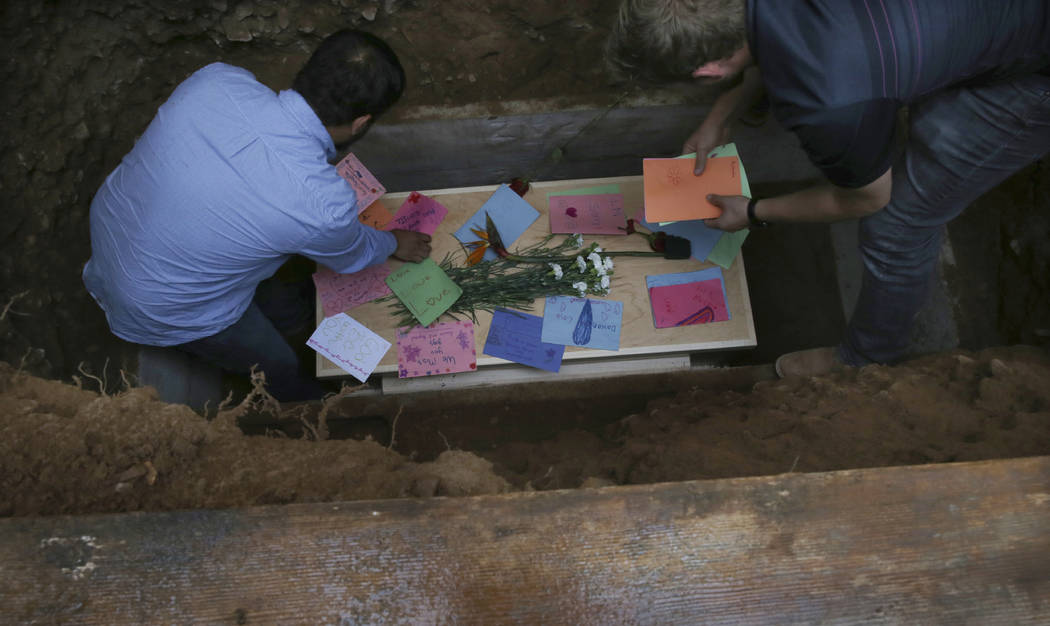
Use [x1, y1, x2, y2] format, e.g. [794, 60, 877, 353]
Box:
[702, 194, 750, 232]
[390, 229, 432, 263]
[682, 120, 731, 176]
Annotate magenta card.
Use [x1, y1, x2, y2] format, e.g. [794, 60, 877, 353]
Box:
[335, 153, 386, 214]
[384, 191, 449, 235]
[548, 193, 627, 234]
[396, 320, 477, 378]
[648, 279, 729, 328]
[312, 264, 392, 318]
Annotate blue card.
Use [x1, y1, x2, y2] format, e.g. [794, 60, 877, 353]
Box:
[637, 215, 723, 263]
[454, 184, 540, 262]
[541, 296, 623, 351]
[484, 308, 565, 372]
[646, 268, 731, 319]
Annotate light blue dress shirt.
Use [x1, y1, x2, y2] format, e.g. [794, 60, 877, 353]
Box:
[83, 63, 397, 346]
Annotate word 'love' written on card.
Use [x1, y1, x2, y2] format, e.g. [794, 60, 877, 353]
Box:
[385, 258, 462, 327]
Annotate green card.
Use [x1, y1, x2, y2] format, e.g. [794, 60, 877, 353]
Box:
[707, 229, 749, 269]
[547, 184, 620, 201]
[385, 258, 463, 327]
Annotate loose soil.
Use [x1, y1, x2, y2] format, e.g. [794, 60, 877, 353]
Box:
[4, 346, 1049, 517]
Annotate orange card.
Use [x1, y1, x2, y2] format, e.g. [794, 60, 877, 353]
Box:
[643, 156, 742, 222]
[358, 200, 394, 229]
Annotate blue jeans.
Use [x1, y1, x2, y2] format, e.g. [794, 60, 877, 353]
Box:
[841, 72, 1050, 366]
[176, 279, 326, 402]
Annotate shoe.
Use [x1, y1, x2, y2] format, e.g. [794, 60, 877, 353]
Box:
[775, 347, 846, 378]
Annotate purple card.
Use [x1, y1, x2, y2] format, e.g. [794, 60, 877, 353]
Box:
[648, 279, 729, 328]
[384, 191, 448, 235]
[396, 320, 477, 378]
[335, 153, 385, 214]
[307, 313, 390, 382]
[549, 193, 627, 234]
[313, 264, 392, 318]
[484, 308, 565, 372]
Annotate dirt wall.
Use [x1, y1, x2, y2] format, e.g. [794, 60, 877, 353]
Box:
[1, 0, 1047, 389]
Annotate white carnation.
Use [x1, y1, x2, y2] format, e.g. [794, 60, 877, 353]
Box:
[572, 281, 588, 296]
[603, 256, 614, 271]
[600, 274, 610, 289]
[549, 263, 563, 279]
[575, 255, 587, 272]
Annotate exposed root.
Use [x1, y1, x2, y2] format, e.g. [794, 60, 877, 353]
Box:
[0, 290, 29, 321]
[76, 359, 109, 396]
[388, 405, 405, 451]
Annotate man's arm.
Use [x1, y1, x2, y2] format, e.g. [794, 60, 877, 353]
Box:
[684, 66, 766, 174]
[704, 167, 893, 231]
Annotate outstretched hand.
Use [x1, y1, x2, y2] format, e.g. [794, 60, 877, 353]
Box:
[390, 229, 432, 263]
[702, 194, 750, 232]
[682, 121, 731, 176]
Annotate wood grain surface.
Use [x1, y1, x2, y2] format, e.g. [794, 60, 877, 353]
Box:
[3, 457, 1048, 624]
[316, 176, 756, 378]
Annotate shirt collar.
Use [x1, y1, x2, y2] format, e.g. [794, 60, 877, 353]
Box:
[278, 89, 336, 159]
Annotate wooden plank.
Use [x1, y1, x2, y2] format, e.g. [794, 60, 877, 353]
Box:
[316, 175, 757, 379]
[380, 354, 692, 394]
[2, 457, 1047, 624]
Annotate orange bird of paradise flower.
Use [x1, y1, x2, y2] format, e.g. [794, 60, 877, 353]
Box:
[465, 212, 509, 265]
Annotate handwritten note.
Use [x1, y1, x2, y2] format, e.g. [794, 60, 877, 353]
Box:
[549, 193, 627, 235]
[385, 258, 462, 327]
[648, 279, 729, 328]
[313, 264, 392, 318]
[358, 200, 394, 229]
[484, 308, 564, 372]
[384, 191, 448, 235]
[307, 313, 390, 382]
[643, 156, 741, 222]
[541, 296, 622, 351]
[646, 267, 729, 315]
[453, 184, 540, 262]
[335, 153, 385, 214]
[395, 321, 477, 378]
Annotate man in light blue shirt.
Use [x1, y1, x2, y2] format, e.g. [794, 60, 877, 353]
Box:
[83, 30, 431, 400]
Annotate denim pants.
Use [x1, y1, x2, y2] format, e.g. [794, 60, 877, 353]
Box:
[840, 72, 1050, 366]
[176, 278, 326, 402]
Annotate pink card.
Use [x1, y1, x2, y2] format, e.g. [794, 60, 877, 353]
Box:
[384, 191, 449, 235]
[648, 279, 729, 328]
[312, 264, 392, 318]
[549, 193, 627, 234]
[335, 153, 385, 214]
[396, 320, 477, 378]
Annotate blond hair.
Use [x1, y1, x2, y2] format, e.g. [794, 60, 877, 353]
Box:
[606, 0, 747, 82]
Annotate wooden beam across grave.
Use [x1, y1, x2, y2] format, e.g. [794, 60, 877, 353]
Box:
[2, 456, 1048, 623]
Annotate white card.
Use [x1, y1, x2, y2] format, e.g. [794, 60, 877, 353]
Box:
[307, 313, 390, 382]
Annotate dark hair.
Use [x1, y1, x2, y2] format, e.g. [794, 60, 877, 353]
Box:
[293, 29, 406, 126]
[606, 0, 746, 83]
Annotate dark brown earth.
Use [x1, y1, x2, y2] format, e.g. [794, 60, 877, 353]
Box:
[2, 1, 1049, 515]
[3, 346, 1049, 516]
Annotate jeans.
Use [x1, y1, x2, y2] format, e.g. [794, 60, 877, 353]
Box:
[176, 278, 326, 402]
[840, 72, 1050, 366]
